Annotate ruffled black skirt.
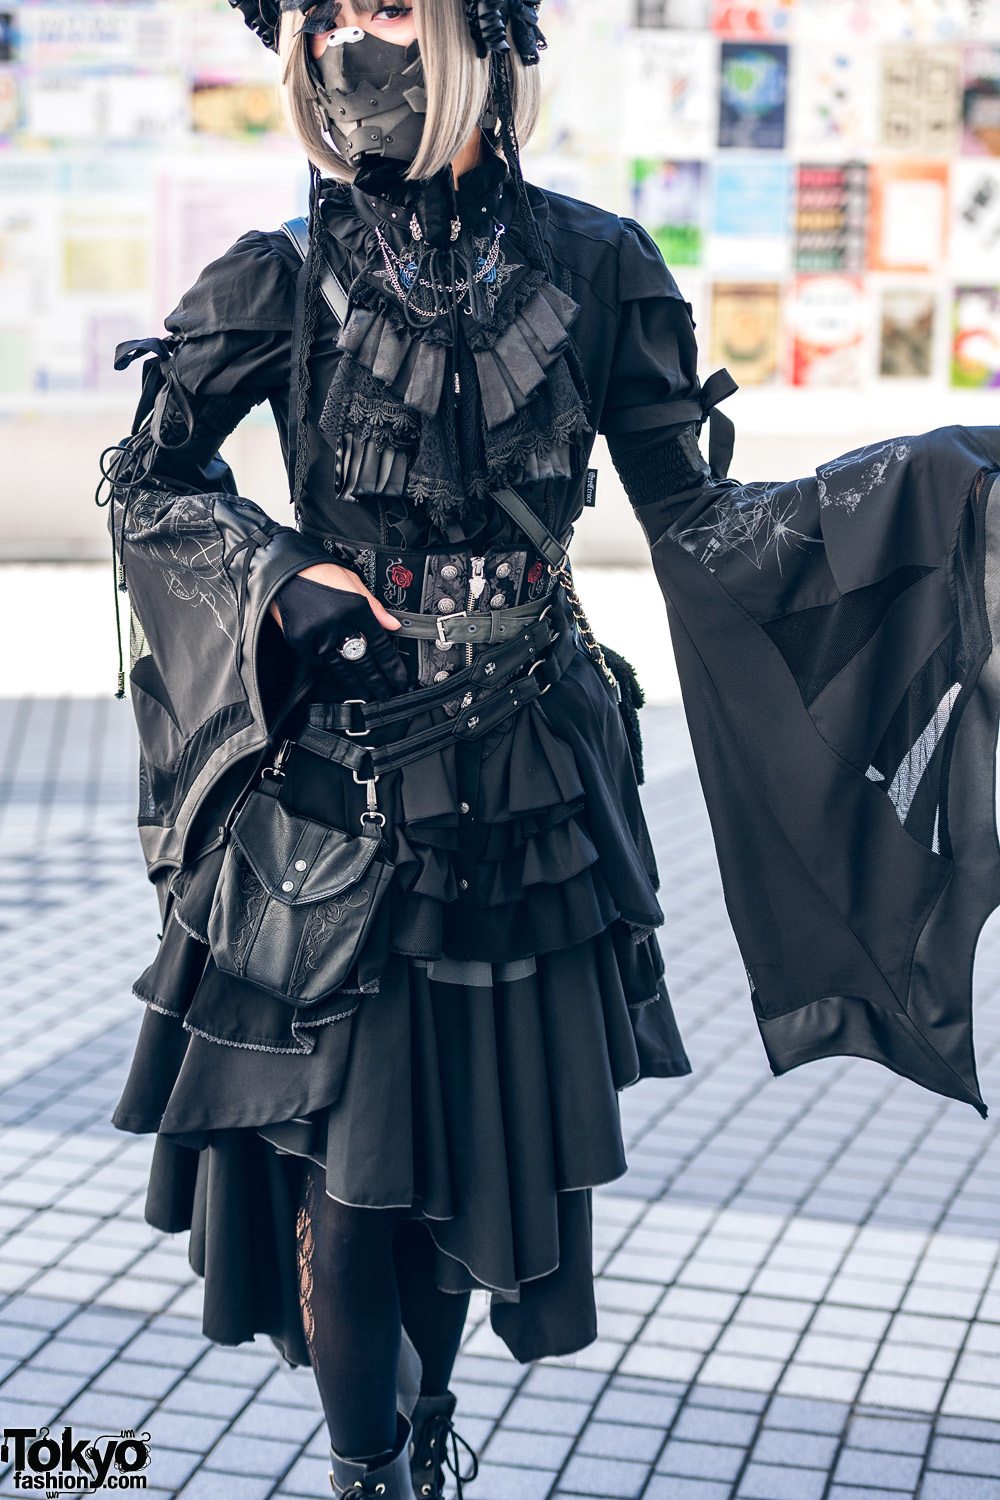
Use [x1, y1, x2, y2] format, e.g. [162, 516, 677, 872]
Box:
[113, 642, 691, 1363]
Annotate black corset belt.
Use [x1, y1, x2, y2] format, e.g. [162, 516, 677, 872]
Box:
[326, 538, 557, 686]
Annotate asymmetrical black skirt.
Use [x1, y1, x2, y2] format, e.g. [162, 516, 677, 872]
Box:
[112, 643, 690, 1364]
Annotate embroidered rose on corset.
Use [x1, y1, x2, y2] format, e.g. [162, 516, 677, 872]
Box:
[384, 559, 413, 607]
[527, 562, 544, 584]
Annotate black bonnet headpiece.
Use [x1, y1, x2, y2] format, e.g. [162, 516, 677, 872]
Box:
[227, 0, 545, 63]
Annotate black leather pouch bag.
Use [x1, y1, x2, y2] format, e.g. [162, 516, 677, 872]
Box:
[207, 774, 394, 1007]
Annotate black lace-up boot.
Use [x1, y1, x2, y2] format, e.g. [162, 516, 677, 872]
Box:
[409, 1394, 479, 1499]
[329, 1414, 417, 1499]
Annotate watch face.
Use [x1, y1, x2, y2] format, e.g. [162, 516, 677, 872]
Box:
[340, 634, 368, 661]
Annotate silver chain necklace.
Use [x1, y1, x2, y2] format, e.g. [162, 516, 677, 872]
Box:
[373, 221, 506, 318]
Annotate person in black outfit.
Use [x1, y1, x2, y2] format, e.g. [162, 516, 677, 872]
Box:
[107, 1, 1000, 1496]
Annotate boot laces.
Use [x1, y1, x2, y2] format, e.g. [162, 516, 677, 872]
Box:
[415, 1412, 479, 1499]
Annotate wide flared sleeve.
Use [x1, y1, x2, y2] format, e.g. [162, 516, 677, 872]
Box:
[114, 230, 298, 494]
[642, 425, 1000, 1116]
[598, 220, 736, 509]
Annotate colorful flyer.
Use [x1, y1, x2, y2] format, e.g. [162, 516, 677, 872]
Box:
[790, 44, 878, 156]
[880, 44, 961, 152]
[624, 31, 717, 160]
[191, 82, 287, 139]
[788, 274, 866, 386]
[951, 159, 1000, 275]
[17, 4, 181, 73]
[718, 41, 788, 148]
[880, 286, 937, 376]
[962, 42, 1000, 152]
[710, 281, 782, 383]
[631, 160, 705, 265]
[868, 160, 949, 271]
[794, 163, 868, 271]
[710, 158, 791, 272]
[710, 1, 796, 37]
[953, 285, 1000, 385]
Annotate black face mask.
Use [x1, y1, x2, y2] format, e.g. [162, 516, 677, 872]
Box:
[309, 30, 427, 168]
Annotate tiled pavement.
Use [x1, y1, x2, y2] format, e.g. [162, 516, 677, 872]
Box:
[3, 701, 1000, 1498]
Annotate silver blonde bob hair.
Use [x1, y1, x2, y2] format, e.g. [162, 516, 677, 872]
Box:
[279, 1, 541, 183]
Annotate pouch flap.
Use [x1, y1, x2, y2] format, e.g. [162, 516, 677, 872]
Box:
[231, 787, 381, 905]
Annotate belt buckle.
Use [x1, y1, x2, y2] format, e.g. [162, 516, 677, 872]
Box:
[342, 699, 368, 737]
[437, 610, 467, 648]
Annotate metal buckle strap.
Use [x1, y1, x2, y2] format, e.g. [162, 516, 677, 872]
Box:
[387, 591, 555, 645]
[312, 619, 556, 736]
[294, 635, 572, 780]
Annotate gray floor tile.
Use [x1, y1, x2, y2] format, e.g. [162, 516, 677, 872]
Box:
[752, 1430, 838, 1468]
[928, 1435, 1000, 1477]
[576, 1421, 663, 1461]
[503, 1395, 590, 1435]
[161, 1378, 254, 1420]
[593, 1388, 681, 1427]
[763, 1396, 851, 1434]
[736, 1462, 827, 1500]
[657, 1440, 745, 1482]
[644, 1482, 732, 1500]
[465, 1463, 556, 1500]
[203, 1434, 300, 1478]
[178, 1474, 273, 1500]
[832, 1448, 922, 1489]
[920, 1477, 1000, 1500]
[845, 1415, 932, 1454]
[484, 1430, 575, 1469]
[559, 1456, 650, 1498]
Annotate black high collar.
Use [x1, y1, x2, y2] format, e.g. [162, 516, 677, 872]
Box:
[350, 146, 508, 248]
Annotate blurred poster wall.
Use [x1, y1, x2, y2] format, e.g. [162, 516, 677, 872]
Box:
[3, 0, 1000, 561]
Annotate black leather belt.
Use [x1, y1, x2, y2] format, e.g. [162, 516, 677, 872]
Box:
[308, 616, 557, 737]
[297, 620, 575, 779]
[387, 590, 556, 645]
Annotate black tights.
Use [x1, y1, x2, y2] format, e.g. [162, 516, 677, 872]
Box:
[296, 1161, 472, 1458]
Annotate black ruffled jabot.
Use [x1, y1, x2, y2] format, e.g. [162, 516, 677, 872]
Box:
[317, 163, 591, 536]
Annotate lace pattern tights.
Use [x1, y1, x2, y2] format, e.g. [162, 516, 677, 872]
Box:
[296, 1160, 472, 1458]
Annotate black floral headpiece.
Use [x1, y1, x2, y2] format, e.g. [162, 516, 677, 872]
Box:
[227, 0, 544, 62]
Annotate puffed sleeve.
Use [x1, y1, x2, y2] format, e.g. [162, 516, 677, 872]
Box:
[117, 230, 297, 493]
[600, 221, 735, 511]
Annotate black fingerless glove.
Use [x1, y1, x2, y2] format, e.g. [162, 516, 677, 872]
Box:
[276, 575, 409, 702]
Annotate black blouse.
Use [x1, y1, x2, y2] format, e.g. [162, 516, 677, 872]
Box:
[141, 160, 708, 553]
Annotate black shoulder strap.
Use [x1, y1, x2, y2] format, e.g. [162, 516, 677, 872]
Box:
[281, 216, 350, 326]
[490, 487, 570, 568]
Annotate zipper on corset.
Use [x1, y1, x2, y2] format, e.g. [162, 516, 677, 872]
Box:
[466, 556, 485, 665]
